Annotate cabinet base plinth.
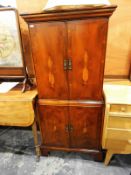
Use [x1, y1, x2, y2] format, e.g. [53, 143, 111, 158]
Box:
[40, 145, 103, 161]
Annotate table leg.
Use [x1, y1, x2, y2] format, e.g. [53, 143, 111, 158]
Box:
[104, 150, 113, 165]
[32, 120, 41, 161]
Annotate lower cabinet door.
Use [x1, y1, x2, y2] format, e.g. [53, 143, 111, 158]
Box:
[69, 105, 103, 149]
[38, 105, 69, 148]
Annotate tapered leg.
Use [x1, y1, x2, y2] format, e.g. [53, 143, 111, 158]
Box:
[32, 120, 41, 161]
[104, 150, 113, 165]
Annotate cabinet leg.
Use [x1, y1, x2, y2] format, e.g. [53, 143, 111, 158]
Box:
[41, 148, 49, 156]
[93, 151, 105, 162]
[32, 120, 41, 161]
[104, 150, 113, 165]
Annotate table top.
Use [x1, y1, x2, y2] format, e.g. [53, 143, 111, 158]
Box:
[0, 89, 38, 101]
[103, 79, 131, 104]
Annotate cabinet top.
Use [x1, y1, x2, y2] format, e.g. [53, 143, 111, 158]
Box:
[21, 5, 117, 23]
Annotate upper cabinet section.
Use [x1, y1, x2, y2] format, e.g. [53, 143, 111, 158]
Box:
[22, 6, 116, 100]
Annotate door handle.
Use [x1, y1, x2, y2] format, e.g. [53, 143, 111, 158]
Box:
[65, 124, 73, 132]
[69, 124, 73, 132]
[64, 59, 68, 70]
[65, 125, 69, 132]
[63, 59, 72, 70]
[68, 59, 72, 70]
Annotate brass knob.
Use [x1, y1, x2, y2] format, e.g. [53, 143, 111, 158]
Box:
[120, 107, 126, 112]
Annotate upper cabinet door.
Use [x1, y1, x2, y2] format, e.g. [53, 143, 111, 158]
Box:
[29, 22, 68, 99]
[67, 19, 108, 100]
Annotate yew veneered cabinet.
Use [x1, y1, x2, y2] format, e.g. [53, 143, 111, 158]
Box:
[22, 5, 116, 159]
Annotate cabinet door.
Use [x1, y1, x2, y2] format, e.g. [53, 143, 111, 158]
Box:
[67, 19, 108, 100]
[29, 22, 68, 99]
[38, 105, 69, 148]
[69, 105, 103, 149]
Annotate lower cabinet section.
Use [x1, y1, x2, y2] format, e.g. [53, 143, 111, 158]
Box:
[38, 100, 103, 152]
